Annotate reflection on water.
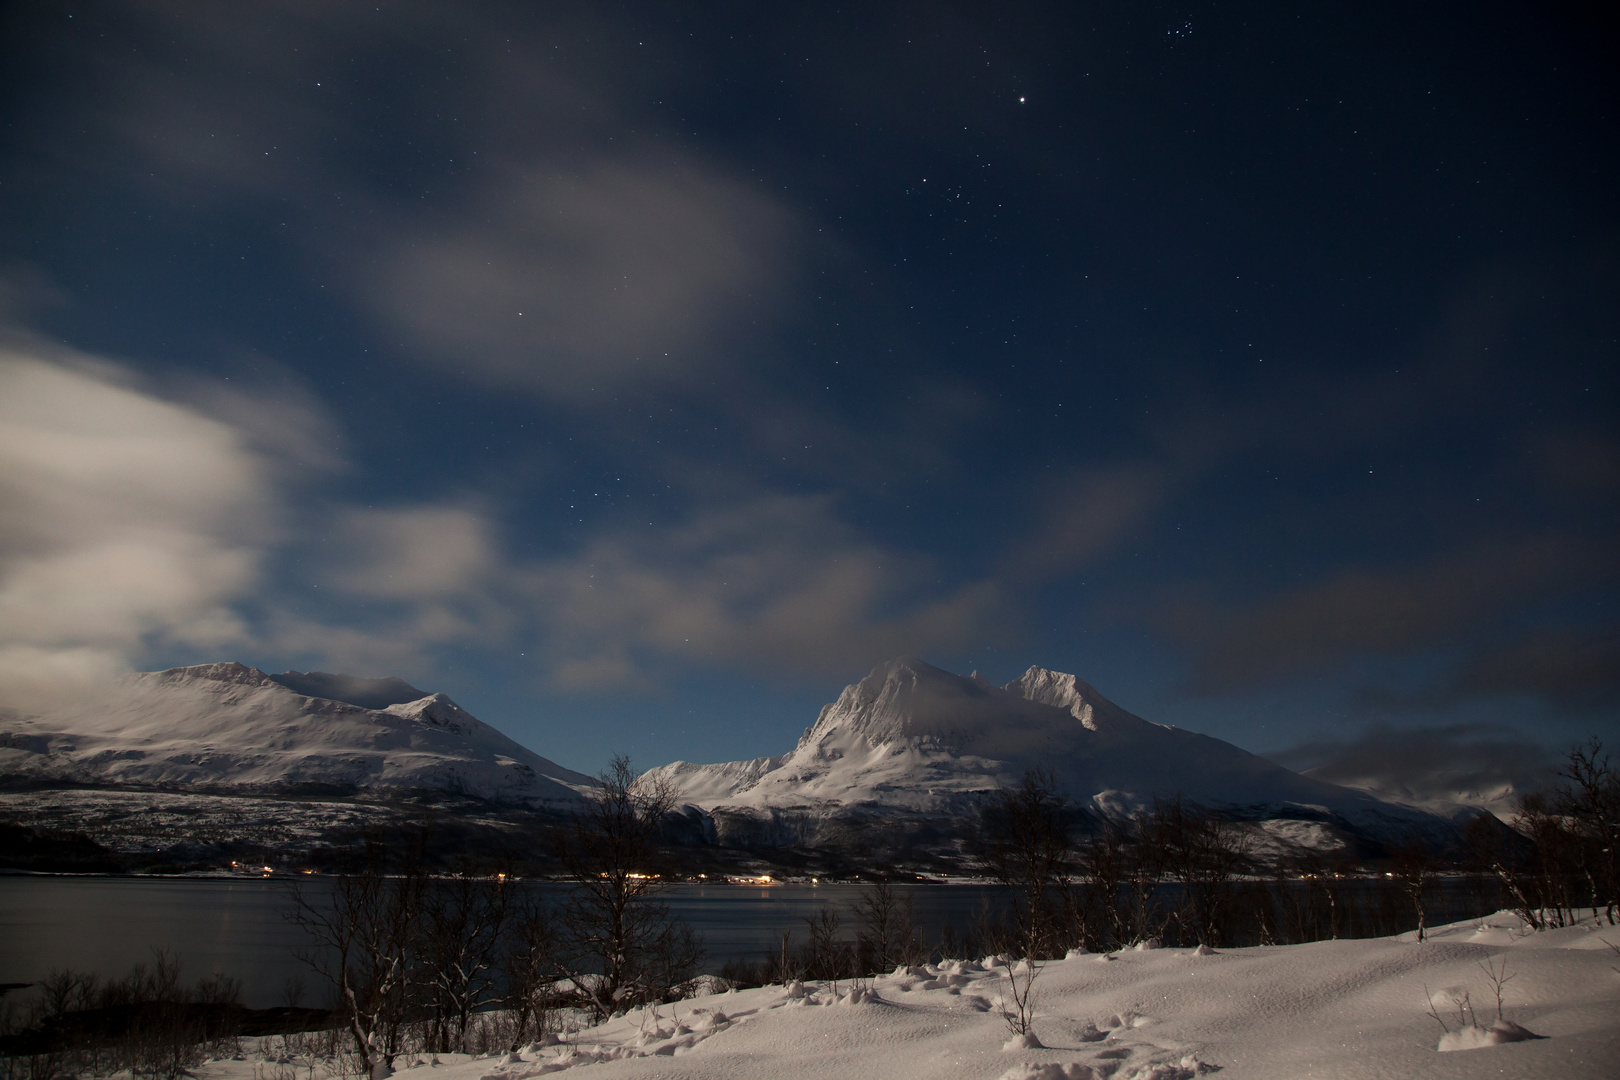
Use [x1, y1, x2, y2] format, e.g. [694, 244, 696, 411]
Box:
[0, 876, 315, 1007]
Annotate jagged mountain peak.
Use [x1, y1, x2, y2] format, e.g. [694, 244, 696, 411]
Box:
[652, 656, 1455, 853]
[382, 692, 488, 738]
[1004, 665, 1143, 733]
[800, 657, 1097, 753]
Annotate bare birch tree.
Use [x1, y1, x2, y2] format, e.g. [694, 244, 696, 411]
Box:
[556, 755, 702, 1019]
[287, 841, 424, 1079]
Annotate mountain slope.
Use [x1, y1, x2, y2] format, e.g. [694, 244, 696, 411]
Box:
[646, 657, 1451, 846]
[0, 662, 592, 806]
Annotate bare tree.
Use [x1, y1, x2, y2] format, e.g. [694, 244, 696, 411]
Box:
[1000, 957, 1041, 1041]
[416, 866, 509, 1053]
[765, 928, 800, 984]
[976, 768, 1076, 958]
[4, 951, 242, 1080]
[1389, 840, 1434, 942]
[854, 881, 918, 973]
[1466, 812, 1545, 930]
[1516, 792, 1584, 928]
[287, 840, 424, 1078]
[1554, 738, 1618, 925]
[1479, 957, 1515, 1022]
[1148, 796, 1251, 947]
[1122, 818, 1167, 947]
[556, 755, 703, 1019]
[802, 906, 852, 984]
[1078, 817, 1136, 950]
[500, 889, 559, 1051]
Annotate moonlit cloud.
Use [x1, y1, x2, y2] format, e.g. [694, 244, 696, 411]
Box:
[1160, 534, 1618, 700]
[0, 346, 275, 707]
[68, 3, 800, 408]
[1004, 463, 1171, 580]
[1269, 722, 1556, 813]
[0, 334, 1011, 705]
[1364, 628, 1620, 714]
[328, 505, 498, 601]
[360, 159, 794, 399]
[0, 341, 514, 700]
[524, 494, 1007, 690]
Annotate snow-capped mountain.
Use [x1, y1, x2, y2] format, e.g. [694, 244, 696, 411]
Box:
[645, 657, 1454, 848]
[0, 662, 593, 806]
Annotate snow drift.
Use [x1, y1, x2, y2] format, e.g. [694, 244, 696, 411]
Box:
[198, 909, 1620, 1079]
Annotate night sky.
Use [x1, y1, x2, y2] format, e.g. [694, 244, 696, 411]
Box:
[1, 2, 1615, 790]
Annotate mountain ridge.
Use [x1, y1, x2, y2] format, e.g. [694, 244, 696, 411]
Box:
[0, 656, 1491, 863]
[645, 657, 1465, 853]
[0, 661, 593, 807]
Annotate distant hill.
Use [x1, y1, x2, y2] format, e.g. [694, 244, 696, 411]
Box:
[0, 662, 593, 807]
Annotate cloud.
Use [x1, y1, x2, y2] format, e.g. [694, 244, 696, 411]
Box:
[1364, 627, 1620, 714]
[179, 368, 348, 478]
[357, 159, 794, 400]
[0, 345, 278, 707]
[327, 505, 498, 601]
[49, 3, 800, 407]
[524, 494, 1008, 690]
[253, 502, 522, 674]
[0, 336, 530, 698]
[1162, 535, 1615, 694]
[1268, 722, 1556, 812]
[0, 333, 1012, 703]
[17, 1, 990, 502]
[1003, 463, 1171, 580]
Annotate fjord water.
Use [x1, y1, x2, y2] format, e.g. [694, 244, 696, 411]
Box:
[0, 876, 1004, 1006]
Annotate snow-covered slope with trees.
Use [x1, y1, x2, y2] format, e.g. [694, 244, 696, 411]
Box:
[646, 657, 1453, 845]
[0, 662, 593, 806]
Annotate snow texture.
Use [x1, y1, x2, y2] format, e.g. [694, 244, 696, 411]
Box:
[0, 662, 594, 805]
[191, 910, 1618, 1080]
[644, 657, 1454, 844]
[1437, 1019, 1543, 1051]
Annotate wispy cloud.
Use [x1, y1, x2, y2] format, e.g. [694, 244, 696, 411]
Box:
[1268, 722, 1557, 810]
[1003, 463, 1171, 581]
[1359, 627, 1620, 714]
[357, 158, 795, 400]
[1159, 535, 1615, 695]
[0, 343, 274, 708]
[0, 330, 1011, 702]
[523, 494, 1008, 690]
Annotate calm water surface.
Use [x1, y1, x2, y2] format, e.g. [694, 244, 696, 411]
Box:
[0, 876, 1004, 1006]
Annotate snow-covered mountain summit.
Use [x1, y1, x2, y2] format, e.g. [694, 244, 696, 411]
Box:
[0, 661, 593, 806]
[647, 657, 1445, 841]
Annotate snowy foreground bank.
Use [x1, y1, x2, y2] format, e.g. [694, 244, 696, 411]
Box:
[218, 912, 1617, 1080]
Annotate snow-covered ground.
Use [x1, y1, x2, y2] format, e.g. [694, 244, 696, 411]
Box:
[195, 910, 1619, 1080]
